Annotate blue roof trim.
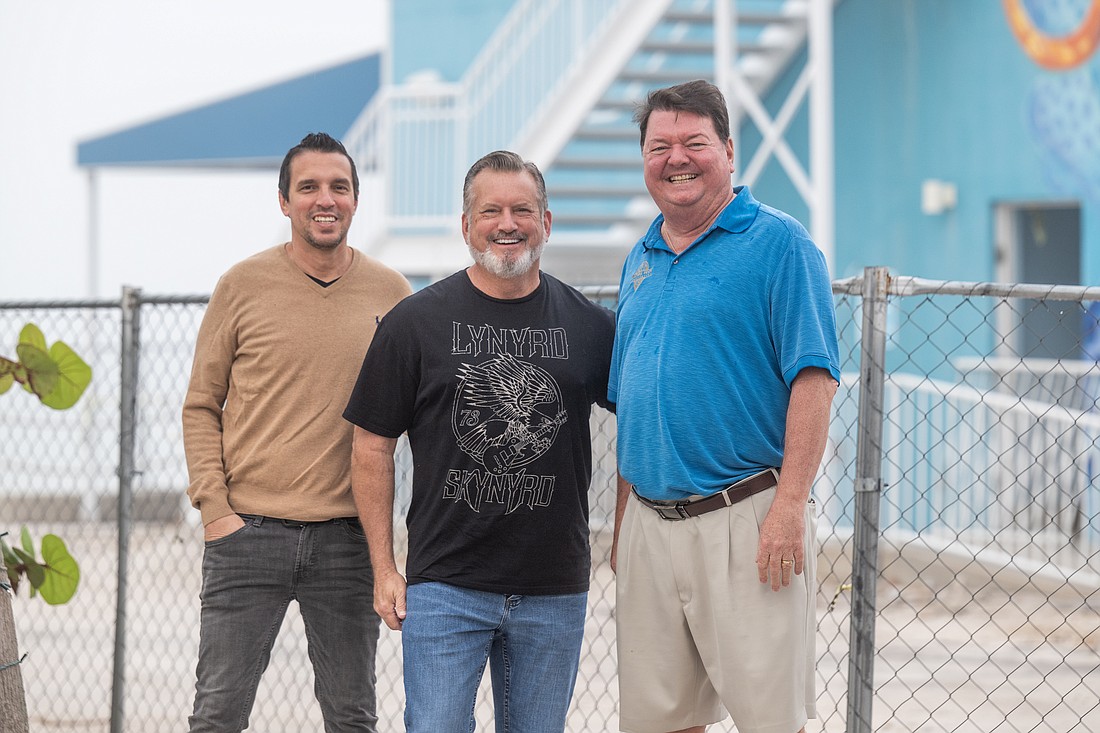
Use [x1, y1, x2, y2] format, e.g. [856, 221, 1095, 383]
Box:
[76, 53, 380, 169]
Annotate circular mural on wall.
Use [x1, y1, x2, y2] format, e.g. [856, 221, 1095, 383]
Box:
[1004, 0, 1100, 69]
[1007, 1, 1100, 203]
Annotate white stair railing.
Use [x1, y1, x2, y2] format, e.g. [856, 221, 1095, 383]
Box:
[346, 0, 832, 263]
[345, 0, 640, 234]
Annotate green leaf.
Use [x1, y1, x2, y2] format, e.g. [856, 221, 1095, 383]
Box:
[41, 341, 92, 409]
[16, 343, 59, 399]
[0, 537, 16, 567]
[19, 526, 33, 556]
[37, 535, 79, 605]
[13, 364, 28, 391]
[18, 323, 47, 351]
[4, 325, 92, 409]
[0, 539, 18, 590]
[5, 565, 18, 593]
[11, 547, 45, 590]
[14, 325, 49, 397]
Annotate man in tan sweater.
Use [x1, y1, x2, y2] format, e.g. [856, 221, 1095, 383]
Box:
[182, 132, 411, 733]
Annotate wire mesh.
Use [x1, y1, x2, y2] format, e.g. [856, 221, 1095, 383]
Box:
[855, 284, 1100, 733]
[2, 272, 1099, 731]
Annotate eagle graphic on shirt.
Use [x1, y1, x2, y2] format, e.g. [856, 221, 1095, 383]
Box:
[452, 353, 566, 476]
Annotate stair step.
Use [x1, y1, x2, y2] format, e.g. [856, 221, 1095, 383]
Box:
[573, 127, 638, 142]
[730, 10, 806, 25]
[639, 39, 776, 55]
[618, 68, 715, 83]
[552, 212, 652, 227]
[640, 40, 714, 55]
[594, 98, 643, 111]
[662, 7, 803, 26]
[547, 184, 648, 198]
[605, 61, 766, 93]
[663, 9, 712, 24]
[553, 157, 643, 171]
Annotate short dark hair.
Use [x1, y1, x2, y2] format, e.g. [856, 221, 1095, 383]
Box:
[278, 132, 359, 201]
[462, 150, 548, 216]
[633, 79, 731, 149]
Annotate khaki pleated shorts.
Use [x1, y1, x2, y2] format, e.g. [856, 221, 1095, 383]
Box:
[615, 486, 818, 733]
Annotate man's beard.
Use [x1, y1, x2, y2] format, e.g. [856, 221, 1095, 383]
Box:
[304, 231, 343, 251]
[468, 239, 544, 279]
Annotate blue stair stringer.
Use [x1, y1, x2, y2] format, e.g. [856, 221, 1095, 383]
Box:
[541, 0, 814, 284]
[347, 0, 817, 284]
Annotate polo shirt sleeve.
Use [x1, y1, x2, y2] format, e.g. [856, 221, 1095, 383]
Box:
[771, 236, 841, 387]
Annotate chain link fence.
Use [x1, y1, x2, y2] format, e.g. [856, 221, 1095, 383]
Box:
[2, 268, 1099, 732]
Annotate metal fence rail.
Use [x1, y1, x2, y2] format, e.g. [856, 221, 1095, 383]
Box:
[2, 268, 1099, 732]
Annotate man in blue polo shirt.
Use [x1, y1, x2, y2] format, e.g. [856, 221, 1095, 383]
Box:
[609, 80, 840, 733]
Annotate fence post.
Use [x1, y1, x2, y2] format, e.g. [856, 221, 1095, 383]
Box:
[111, 286, 141, 733]
[846, 266, 889, 733]
[0, 551, 29, 733]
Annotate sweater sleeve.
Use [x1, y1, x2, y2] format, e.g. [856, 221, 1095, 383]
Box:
[182, 276, 238, 526]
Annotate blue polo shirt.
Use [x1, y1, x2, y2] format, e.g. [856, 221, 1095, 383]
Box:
[608, 186, 840, 501]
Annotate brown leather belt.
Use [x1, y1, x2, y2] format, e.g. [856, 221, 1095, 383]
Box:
[633, 468, 779, 521]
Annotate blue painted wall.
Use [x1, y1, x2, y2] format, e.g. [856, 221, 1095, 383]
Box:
[391, 0, 515, 83]
[813, 0, 1099, 284]
[390, 0, 1100, 287]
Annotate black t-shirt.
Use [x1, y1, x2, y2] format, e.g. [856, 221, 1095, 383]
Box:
[344, 270, 615, 595]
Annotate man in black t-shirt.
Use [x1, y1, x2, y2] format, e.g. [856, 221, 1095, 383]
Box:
[344, 150, 614, 733]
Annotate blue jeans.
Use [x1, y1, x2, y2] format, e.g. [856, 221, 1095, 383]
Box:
[402, 582, 587, 733]
[189, 515, 381, 732]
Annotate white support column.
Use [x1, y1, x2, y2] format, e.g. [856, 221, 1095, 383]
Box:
[715, 0, 734, 138]
[809, 0, 836, 270]
[723, 0, 836, 270]
[716, 0, 745, 173]
[87, 169, 100, 298]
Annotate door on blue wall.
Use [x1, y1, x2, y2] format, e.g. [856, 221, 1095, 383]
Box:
[994, 202, 1082, 359]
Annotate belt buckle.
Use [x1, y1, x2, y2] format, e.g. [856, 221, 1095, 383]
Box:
[655, 503, 689, 521]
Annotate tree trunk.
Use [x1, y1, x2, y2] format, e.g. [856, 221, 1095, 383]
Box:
[0, 563, 29, 733]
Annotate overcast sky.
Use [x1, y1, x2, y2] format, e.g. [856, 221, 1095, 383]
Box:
[0, 0, 387, 300]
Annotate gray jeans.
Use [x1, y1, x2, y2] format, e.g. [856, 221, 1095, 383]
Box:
[188, 514, 381, 732]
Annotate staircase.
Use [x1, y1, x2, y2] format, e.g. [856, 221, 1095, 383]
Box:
[346, 0, 828, 285]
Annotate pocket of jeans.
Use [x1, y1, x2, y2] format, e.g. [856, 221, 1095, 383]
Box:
[203, 520, 253, 548]
[340, 518, 367, 543]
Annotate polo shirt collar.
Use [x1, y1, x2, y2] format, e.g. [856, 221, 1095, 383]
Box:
[641, 185, 760, 253]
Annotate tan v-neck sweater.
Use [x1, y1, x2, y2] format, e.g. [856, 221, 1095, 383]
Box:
[183, 244, 411, 525]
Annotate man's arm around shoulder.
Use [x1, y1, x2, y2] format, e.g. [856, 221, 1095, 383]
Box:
[351, 426, 406, 630]
[610, 471, 631, 574]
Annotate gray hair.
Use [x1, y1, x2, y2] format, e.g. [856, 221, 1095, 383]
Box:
[462, 150, 548, 216]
